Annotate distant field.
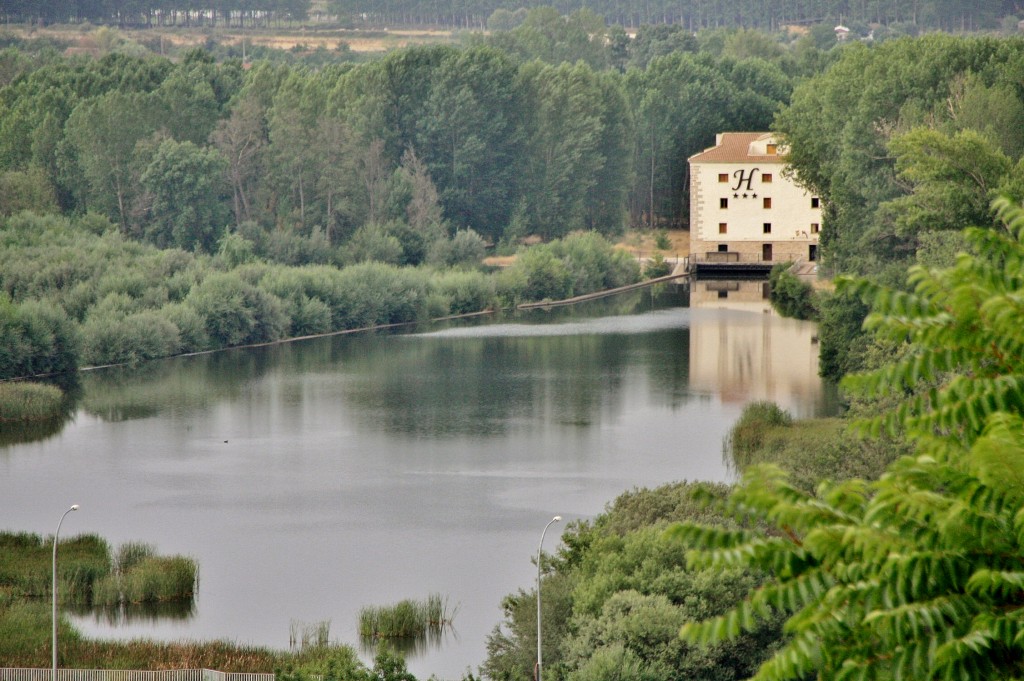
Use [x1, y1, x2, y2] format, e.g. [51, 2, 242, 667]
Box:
[5, 25, 459, 54]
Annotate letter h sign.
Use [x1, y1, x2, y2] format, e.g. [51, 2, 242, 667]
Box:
[731, 168, 759, 192]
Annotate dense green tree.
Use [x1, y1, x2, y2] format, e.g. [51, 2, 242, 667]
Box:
[881, 127, 1013, 240]
[626, 52, 785, 228]
[416, 46, 525, 240]
[210, 93, 268, 227]
[185, 271, 288, 347]
[60, 89, 162, 229]
[139, 139, 231, 252]
[0, 295, 81, 379]
[485, 482, 780, 681]
[517, 61, 607, 239]
[0, 167, 57, 216]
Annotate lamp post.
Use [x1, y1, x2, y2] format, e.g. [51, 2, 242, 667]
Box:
[536, 512, 561, 679]
[53, 504, 79, 681]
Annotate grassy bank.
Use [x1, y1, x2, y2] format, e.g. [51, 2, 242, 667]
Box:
[725, 401, 910, 490]
[1, 600, 361, 672]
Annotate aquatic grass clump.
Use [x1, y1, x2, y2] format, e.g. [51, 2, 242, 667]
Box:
[114, 542, 155, 573]
[358, 593, 456, 641]
[289, 619, 331, 651]
[0, 381, 64, 421]
[93, 555, 198, 605]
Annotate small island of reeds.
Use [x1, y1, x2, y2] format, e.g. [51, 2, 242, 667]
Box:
[0, 533, 197, 606]
[0, 381, 64, 422]
[358, 593, 456, 642]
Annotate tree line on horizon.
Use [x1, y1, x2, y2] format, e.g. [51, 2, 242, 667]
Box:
[1, 0, 1018, 31]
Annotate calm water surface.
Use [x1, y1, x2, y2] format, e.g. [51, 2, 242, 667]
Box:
[0, 284, 834, 679]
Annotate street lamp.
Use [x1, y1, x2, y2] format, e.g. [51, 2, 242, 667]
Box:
[53, 504, 79, 681]
[536, 512, 561, 679]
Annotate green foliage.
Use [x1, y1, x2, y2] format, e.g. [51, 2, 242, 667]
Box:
[727, 401, 791, 458]
[186, 272, 288, 348]
[0, 168, 57, 216]
[725, 403, 908, 492]
[768, 264, 818, 321]
[0, 531, 111, 601]
[139, 138, 230, 252]
[507, 247, 573, 302]
[484, 481, 780, 681]
[497, 232, 640, 305]
[842, 196, 1024, 445]
[549, 232, 640, 293]
[776, 35, 1024, 280]
[330, 262, 430, 328]
[674, 197, 1024, 681]
[643, 253, 671, 278]
[426, 228, 486, 267]
[345, 223, 405, 265]
[0, 381, 64, 421]
[881, 127, 1012, 239]
[357, 594, 455, 640]
[816, 287, 871, 383]
[431, 270, 495, 315]
[93, 555, 198, 605]
[0, 294, 81, 379]
[81, 308, 181, 366]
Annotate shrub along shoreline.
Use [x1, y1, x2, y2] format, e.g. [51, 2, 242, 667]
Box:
[1, 212, 643, 383]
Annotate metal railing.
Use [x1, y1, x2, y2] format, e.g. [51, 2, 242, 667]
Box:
[690, 251, 781, 265]
[1, 670, 276, 681]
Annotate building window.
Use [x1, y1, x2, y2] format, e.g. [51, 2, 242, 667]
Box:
[811, 223, 820, 234]
[766, 143, 777, 155]
[718, 290, 729, 299]
[718, 244, 728, 252]
[718, 222, 727, 234]
[720, 197, 728, 209]
[811, 197, 820, 208]
[763, 197, 772, 209]
[762, 173, 773, 183]
[763, 223, 772, 234]
[718, 173, 729, 183]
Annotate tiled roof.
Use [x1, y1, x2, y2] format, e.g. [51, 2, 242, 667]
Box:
[688, 132, 785, 163]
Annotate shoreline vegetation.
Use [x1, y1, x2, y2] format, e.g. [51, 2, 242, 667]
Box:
[1, 213, 651, 385]
[5, 8, 1018, 679]
[0, 529, 453, 676]
[0, 381, 64, 421]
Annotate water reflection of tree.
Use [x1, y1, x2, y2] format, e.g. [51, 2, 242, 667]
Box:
[79, 348, 279, 421]
[64, 287, 695, 433]
[336, 328, 695, 437]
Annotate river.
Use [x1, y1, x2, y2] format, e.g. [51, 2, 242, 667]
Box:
[0, 281, 834, 679]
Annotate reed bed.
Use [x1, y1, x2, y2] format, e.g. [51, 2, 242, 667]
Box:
[0, 532, 111, 600]
[93, 555, 198, 605]
[1, 602, 357, 671]
[358, 593, 456, 641]
[0, 381, 64, 422]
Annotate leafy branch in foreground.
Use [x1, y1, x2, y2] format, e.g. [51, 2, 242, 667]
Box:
[669, 196, 1024, 681]
[840, 195, 1024, 448]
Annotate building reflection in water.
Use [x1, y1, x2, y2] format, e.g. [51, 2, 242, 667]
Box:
[688, 277, 823, 414]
